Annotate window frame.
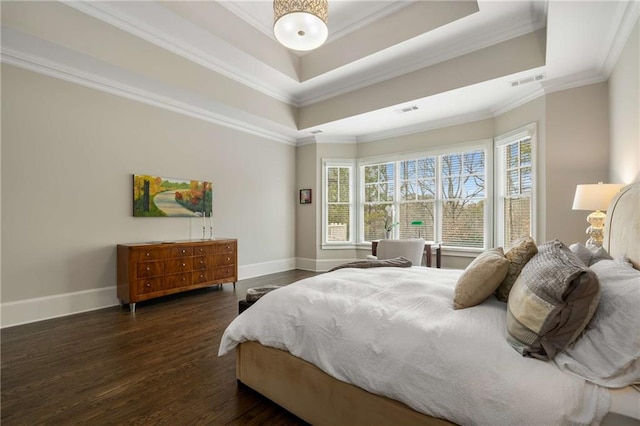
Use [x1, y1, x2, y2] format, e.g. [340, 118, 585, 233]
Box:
[321, 158, 356, 249]
[494, 123, 537, 247]
[357, 140, 493, 252]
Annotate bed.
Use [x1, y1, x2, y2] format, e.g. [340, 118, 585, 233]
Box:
[219, 182, 640, 425]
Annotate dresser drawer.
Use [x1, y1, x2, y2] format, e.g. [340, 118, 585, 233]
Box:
[214, 253, 234, 267]
[133, 248, 166, 262]
[137, 277, 164, 294]
[192, 269, 212, 284]
[164, 258, 193, 274]
[215, 242, 236, 254]
[192, 256, 210, 270]
[193, 245, 215, 256]
[214, 265, 235, 280]
[164, 272, 191, 288]
[136, 261, 163, 278]
[167, 245, 193, 258]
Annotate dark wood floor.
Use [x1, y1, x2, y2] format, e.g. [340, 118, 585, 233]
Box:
[1, 270, 319, 425]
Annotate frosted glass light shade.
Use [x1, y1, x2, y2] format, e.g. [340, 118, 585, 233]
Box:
[274, 0, 328, 51]
[572, 183, 623, 211]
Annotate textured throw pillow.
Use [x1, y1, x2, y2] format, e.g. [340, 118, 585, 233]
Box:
[506, 240, 600, 360]
[454, 247, 510, 310]
[495, 236, 538, 302]
[554, 258, 640, 387]
[569, 243, 612, 266]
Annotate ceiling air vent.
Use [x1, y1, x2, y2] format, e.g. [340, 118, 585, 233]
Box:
[510, 73, 545, 88]
[395, 105, 419, 114]
[309, 130, 323, 135]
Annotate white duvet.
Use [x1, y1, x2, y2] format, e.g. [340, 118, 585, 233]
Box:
[219, 267, 609, 425]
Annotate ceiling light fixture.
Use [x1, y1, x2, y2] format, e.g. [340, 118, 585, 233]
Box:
[273, 0, 328, 51]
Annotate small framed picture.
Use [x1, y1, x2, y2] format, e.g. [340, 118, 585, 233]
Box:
[300, 189, 312, 204]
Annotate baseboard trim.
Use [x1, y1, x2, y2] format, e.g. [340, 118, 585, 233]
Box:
[1, 259, 301, 329]
[295, 257, 357, 272]
[238, 258, 297, 280]
[1, 286, 119, 329]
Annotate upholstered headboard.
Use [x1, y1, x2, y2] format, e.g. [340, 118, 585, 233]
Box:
[603, 182, 640, 269]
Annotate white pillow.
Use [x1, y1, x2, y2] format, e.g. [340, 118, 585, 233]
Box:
[554, 258, 640, 387]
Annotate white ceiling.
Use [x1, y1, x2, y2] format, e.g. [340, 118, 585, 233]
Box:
[2, 0, 637, 144]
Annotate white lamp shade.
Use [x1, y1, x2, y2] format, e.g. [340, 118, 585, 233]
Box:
[572, 183, 623, 211]
[274, 11, 328, 51]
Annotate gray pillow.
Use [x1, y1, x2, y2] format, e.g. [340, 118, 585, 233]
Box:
[506, 240, 601, 360]
[554, 258, 640, 387]
[454, 247, 509, 310]
[569, 243, 612, 266]
[495, 236, 538, 302]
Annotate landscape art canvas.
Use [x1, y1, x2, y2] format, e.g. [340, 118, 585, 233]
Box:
[133, 175, 212, 217]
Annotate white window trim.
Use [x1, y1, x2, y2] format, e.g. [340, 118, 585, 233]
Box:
[322, 158, 356, 249]
[357, 139, 493, 251]
[494, 122, 537, 247]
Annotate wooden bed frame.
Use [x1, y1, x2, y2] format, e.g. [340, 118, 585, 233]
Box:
[236, 182, 640, 426]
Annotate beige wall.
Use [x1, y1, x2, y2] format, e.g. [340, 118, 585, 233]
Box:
[608, 18, 640, 184]
[1, 65, 296, 322]
[545, 83, 610, 245]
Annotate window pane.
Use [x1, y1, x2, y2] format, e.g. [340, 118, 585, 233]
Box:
[339, 167, 350, 202]
[327, 204, 350, 242]
[442, 200, 484, 248]
[398, 201, 434, 241]
[442, 154, 462, 176]
[521, 140, 532, 166]
[507, 170, 519, 196]
[507, 144, 518, 168]
[400, 160, 416, 180]
[327, 168, 339, 203]
[417, 178, 435, 199]
[401, 180, 416, 201]
[504, 196, 531, 245]
[364, 183, 378, 202]
[463, 175, 485, 198]
[442, 176, 461, 199]
[520, 167, 532, 193]
[364, 165, 378, 184]
[364, 203, 392, 241]
[417, 157, 436, 178]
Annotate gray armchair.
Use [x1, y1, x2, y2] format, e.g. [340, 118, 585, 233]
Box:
[368, 238, 425, 266]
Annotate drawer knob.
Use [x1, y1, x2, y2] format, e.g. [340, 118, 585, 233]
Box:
[182, 263, 186, 267]
[199, 248, 203, 252]
[146, 267, 150, 271]
[182, 277, 186, 281]
[200, 260, 204, 264]
[146, 283, 151, 287]
[146, 253, 150, 256]
[182, 249, 186, 253]
[200, 274, 204, 278]
[227, 257, 230, 261]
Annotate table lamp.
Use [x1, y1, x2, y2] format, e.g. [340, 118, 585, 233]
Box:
[572, 182, 623, 246]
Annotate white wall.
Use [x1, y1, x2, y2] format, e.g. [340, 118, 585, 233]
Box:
[1, 65, 296, 326]
[608, 18, 640, 184]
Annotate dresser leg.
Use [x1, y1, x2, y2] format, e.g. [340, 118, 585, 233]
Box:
[233, 282, 236, 290]
[130, 303, 136, 313]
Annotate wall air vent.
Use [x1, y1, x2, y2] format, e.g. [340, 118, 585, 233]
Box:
[510, 73, 545, 88]
[395, 105, 419, 114]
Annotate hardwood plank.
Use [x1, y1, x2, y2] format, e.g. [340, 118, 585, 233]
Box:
[1, 270, 317, 425]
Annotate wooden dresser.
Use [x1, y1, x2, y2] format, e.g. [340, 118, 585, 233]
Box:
[117, 239, 237, 312]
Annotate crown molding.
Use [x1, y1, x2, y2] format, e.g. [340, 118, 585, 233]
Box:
[62, 1, 297, 105]
[1, 28, 297, 146]
[491, 87, 545, 117]
[600, 1, 640, 78]
[541, 70, 607, 95]
[297, 18, 546, 107]
[356, 110, 495, 144]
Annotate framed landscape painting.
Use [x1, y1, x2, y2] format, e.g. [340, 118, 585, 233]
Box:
[133, 174, 212, 217]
